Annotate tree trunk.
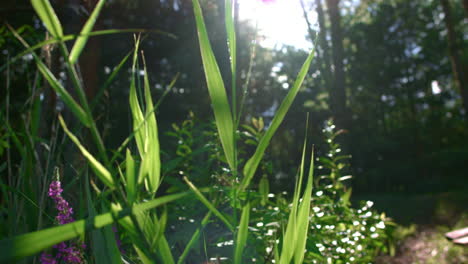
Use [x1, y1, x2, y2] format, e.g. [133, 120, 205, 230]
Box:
[463, 0, 468, 18]
[440, 0, 468, 115]
[326, 0, 348, 128]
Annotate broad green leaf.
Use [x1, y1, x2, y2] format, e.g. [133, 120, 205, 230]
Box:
[59, 116, 114, 188]
[0, 191, 189, 263]
[192, 0, 235, 171]
[234, 203, 250, 264]
[183, 176, 234, 231]
[69, 0, 106, 64]
[31, 0, 63, 38]
[241, 48, 315, 191]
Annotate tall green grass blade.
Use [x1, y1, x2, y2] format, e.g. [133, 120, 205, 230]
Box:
[125, 149, 136, 204]
[241, 48, 315, 191]
[1, 28, 175, 73]
[279, 137, 307, 264]
[234, 203, 250, 264]
[177, 211, 212, 264]
[129, 37, 145, 157]
[135, 246, 155, 264]
[7, 24, 91, 128]
[31, 0, 63, 38]
[91, 50, 132, 110]
[58, 115, 114, 188]
[85, 174, 122, 264]
[278, 134, 314, 264]
[183, 176, 234, 231]
[0, 191, 189, 263]
[294, 148, 314, 264]
[36, 60, 91, 127]
[156, 235, 175, 264]
[192, 0, 235, 171]
[142, 54, 161, 193]
[110, 73, 179, 164]
[225, 0, 237, 121]
[259, 175, 269, 206]
[69, 0, 106, 64]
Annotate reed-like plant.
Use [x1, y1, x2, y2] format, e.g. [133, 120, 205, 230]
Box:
[0, 0, 319, 263]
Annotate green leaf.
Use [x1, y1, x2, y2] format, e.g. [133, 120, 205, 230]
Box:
[294, 148, 314, 264]
[192, 0, 235, 171]
[85, 175, 121, 264]
[125, 149, 136, 204]
[39, 66, 90, 127]
[31, 0, 63, 38]
[241, 48, 315, 191]
[177, 211, 212, 264]
[59, 115, 114, 188]
[234, 203, 250, 264]
[7, 25, 91, 128]
[183, 176, 234, 231]
[225, 0, 237, 121]
[259, 175, 269, 206]
[0, 191, 189, 263]
[142, 56, 161, 193]
[69, 0, 106, 64]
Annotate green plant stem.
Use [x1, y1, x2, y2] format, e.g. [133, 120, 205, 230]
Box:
[57, 43, 110, 167]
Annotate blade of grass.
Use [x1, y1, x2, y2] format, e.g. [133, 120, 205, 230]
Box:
[85, 173, 122, 264]
[110, 73, 179, 164]
[7, 24, 91, 128]
[91, 50, 132, 110]
[58, 115, 114, 189]
[141, 52, 161, 193]
[183, 176, 234, 231]
[1, 28, 176, 73]
[293, 147, 314, 264]
[0, 191, 189, 263]
[129, 36, 146, 157]
[240, 48, 315, 191]
[31, 0, 63, 38]
[177, 211, 212, 264]
[125, 149, 136, 204]
[225, 0, 237, 121]
[192, 0, 235, 171]
[234, 203, 250, 264]
[69, 0, 106, 64]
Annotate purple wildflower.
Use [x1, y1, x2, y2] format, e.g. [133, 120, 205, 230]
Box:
[40, 180, 85, 264]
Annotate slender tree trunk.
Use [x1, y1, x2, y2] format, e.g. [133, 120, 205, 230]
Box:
[440, 0, 468, 115]
[326, 0, 348, 128]
[463, 0, 468, 18]
[315, 0, 333, 93]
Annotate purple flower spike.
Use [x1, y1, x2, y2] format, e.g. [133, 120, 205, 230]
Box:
[40, 180, 85, 264]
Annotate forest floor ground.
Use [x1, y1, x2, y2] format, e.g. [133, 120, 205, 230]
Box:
[354, 191, 468, 264]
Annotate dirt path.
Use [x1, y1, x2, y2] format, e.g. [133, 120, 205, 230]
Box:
[376, 226, 468, 264]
